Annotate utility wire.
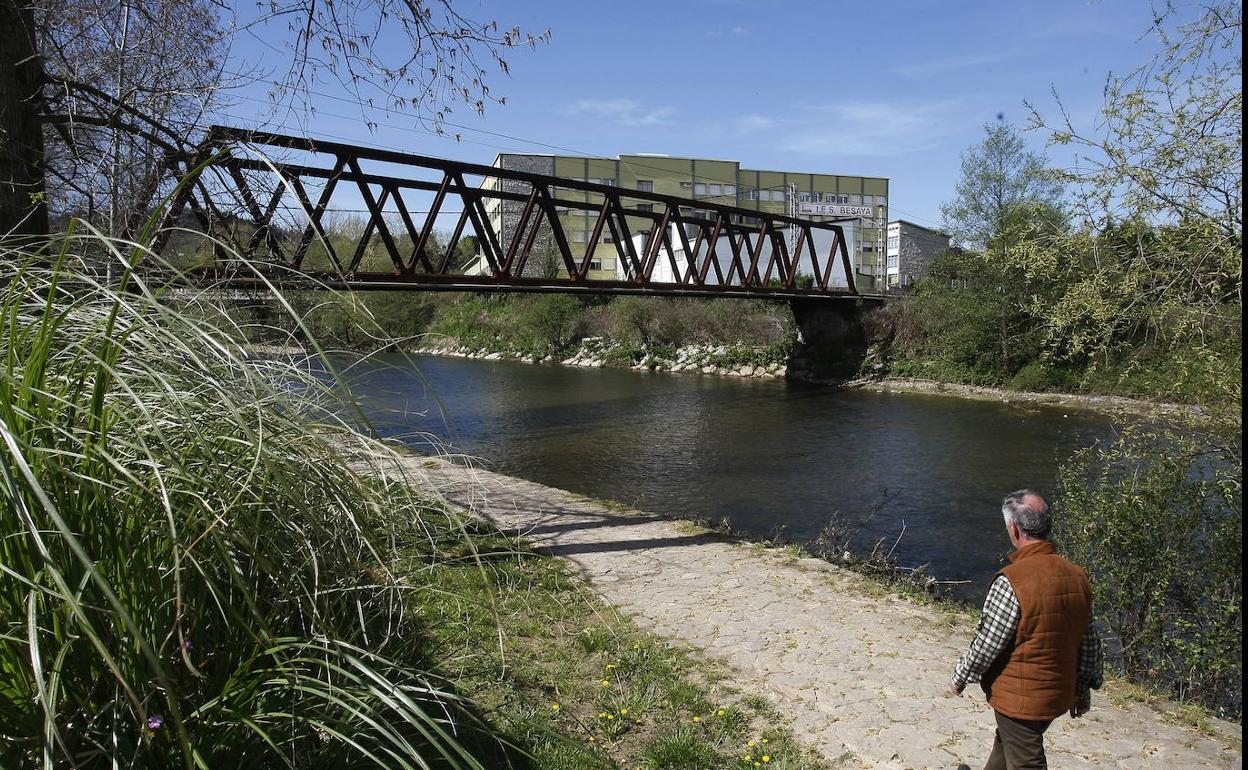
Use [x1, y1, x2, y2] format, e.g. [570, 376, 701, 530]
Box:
[218, 77, 886, 200]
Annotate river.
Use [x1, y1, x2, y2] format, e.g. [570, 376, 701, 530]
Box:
[335, 352, 1121, 601]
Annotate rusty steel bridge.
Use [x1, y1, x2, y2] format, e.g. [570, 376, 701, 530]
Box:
[157, 126, 882, 303]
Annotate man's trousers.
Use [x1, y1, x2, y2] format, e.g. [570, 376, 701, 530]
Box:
[984, 710, 1054, 770]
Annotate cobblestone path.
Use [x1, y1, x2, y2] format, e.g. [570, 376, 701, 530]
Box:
[395, 456, 1241, 769]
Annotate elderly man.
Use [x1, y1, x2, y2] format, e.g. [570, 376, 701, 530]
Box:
[950, 489, 1103, 770]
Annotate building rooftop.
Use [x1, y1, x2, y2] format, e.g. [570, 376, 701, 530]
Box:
[889, 219, 949, 236]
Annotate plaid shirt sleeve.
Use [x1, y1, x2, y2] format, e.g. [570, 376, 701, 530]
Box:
[1076, 610, 1104, 692]
[953, 575, 1019, 688]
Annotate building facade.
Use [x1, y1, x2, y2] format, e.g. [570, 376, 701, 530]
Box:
[485, 153, 889, 290]
[885, 219, 951, 289]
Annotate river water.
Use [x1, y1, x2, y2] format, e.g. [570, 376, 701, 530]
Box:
[337, 352, 1121, 601]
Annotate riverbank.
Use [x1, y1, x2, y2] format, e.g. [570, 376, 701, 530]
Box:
[847, 376, 1206, 421]
[396, 336, 1201, 420]
[389, 454, 1242, 768]
[409, 337, 790, 379]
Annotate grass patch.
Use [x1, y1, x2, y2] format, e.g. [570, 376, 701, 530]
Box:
[400, 508, 832, 769]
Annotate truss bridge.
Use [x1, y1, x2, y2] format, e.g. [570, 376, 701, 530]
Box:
[157, 126, 879, 303]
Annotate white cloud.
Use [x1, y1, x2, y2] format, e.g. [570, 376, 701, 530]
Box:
[777, 100, 967, 157]
[562, 98, 676, 127]
[888, 51, 1017, 78]
[733, 114, 774, 133]
[705, 25, 751, 37]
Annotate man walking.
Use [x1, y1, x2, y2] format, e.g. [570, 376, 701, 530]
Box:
[950, 489, 1103, 769]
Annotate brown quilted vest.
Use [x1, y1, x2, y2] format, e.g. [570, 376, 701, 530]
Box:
[983, 540, 1091, 720]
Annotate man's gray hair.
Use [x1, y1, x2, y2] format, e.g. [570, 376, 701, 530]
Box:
[1001, 489, 1052, 540]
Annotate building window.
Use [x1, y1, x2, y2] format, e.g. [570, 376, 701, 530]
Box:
[694, 183, 707, 195]
[636, 203, 653, 213]
[637, 180, 654, 192]
[887, 236, 900, 250]
[724, 184, 736, 196]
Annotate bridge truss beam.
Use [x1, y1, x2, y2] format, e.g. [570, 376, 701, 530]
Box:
[158, 126, 863, 300]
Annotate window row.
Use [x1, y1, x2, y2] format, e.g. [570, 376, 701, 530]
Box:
[679, 181, 738, 197]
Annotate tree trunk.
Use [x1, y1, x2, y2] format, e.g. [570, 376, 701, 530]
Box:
[0, 0, 47, 236]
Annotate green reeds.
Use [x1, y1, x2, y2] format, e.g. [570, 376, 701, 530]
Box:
[0, 229, 495, 768]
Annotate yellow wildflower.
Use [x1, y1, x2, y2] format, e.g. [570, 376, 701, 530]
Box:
[762, 756, 771, 763]
[550, 703, 560, 712]
[620, 708, 629, 715]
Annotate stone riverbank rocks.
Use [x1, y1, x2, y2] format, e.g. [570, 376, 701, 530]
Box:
[387, 456, 1241, 770]
[408, 340, 788, 380]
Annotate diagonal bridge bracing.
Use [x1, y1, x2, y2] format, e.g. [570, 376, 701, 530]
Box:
[158, 126, 864, 300]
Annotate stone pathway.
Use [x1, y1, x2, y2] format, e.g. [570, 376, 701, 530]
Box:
[392, 456, 1242, 770]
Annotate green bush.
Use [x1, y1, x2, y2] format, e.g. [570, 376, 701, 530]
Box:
[1055, 427, 1242, 718]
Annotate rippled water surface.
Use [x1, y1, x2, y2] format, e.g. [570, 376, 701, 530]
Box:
[337, 353, 1120, 600]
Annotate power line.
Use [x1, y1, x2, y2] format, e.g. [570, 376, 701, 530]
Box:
[219, 77, 877, 198]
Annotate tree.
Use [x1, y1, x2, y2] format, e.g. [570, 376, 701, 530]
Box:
[1, 0, 46, 235]
[1015, 2, 1241, 407]
[940, 121, 1065, 250]
[0, 0, 548, 235]
[1029, 1, 1241, 239]
[35, 0, 227, 234]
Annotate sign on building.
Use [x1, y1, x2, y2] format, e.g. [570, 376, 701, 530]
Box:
[797, 203, 875, 218]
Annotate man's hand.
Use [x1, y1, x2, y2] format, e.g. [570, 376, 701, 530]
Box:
[948, 680, 965, 697]
[1070, 688, 1091, 718]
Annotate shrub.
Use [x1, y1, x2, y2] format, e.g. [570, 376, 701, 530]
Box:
[1055, 426, 1242, 718]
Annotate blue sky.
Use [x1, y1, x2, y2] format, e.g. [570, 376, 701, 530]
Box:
[221, 0, 1168, 229]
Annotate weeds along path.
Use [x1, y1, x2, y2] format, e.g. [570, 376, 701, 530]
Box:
[393, 456, 1241, 769]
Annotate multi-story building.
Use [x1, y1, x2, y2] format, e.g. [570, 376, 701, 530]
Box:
[484, 153, 889, 290]
[885, 219, 951, 289]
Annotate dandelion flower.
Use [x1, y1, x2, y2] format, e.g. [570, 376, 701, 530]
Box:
[762, 756, 771, 763]
[692, 715, 701, 722]
[748, 739, 757, 746]
[717, 709, 725, 716]
[620, 708, 629, 715]
[550, 703, 561, 712]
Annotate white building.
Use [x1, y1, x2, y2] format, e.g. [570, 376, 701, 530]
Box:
[885, 219, 951, 289]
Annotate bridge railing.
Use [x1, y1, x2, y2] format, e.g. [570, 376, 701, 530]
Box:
[156, 126, 859, 299]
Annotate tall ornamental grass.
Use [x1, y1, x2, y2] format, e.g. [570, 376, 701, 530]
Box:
[0, 230, 500, 768]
